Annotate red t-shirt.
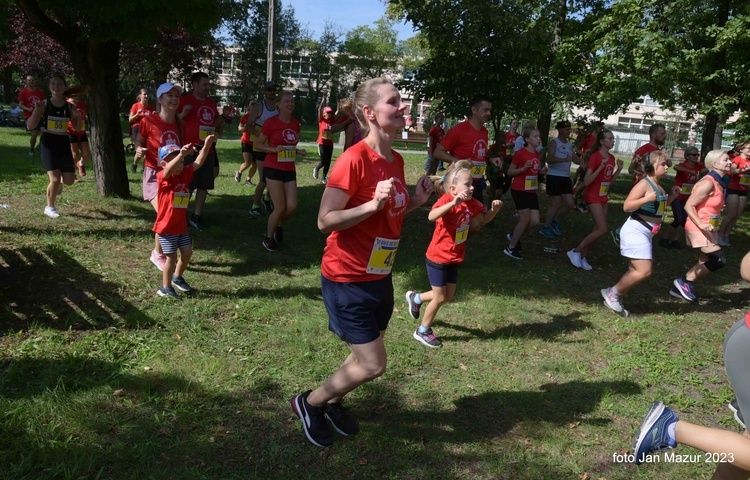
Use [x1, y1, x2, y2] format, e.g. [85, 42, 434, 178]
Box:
[673, 161, 705, 201]
[67, 101, 87, 135]
[153, 164, 194, 236]
[502, 131, 520, 156]
[633, 143, 659, 160]
[440, 120, 489, 181]
[130, 102, 155, 125]
[728, 156, 750, 191]
[510, 148, 541, 192]
[321, 142, 410, 283]
[584, 151, 617, 205]
[317, 118, 335, 145]
[261, 116, 300, 172]
[581, 133, 596, 153]
[138, 115, 181, 170]
[425, 194, 486, 264]
[239, 112, 254, 145]
[428, 125, 445, 154]
[18, 88, 45, 119]
[178, 93, 218, 146]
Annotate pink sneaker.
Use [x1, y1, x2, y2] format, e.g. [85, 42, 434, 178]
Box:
[150, 250, 166, 271]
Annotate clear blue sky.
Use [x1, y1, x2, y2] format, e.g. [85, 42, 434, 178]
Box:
[285, 0, 417, 41]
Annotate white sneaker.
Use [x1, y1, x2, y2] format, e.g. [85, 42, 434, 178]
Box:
[567, 249, 582, 268]
[601, 288, 623, 313]
[44, 206, 60, 218]
[581, 257, 593, 271]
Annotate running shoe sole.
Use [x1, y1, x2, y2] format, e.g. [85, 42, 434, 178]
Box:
[600, 288, 623, 313]
[412, 330, 442, 348]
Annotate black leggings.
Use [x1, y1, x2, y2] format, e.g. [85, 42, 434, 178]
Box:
[316, 144, 334, 178]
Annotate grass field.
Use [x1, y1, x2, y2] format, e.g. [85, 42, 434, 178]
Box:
[1, 125, 749, 479]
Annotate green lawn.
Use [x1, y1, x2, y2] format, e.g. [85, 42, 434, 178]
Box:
[1, 126, 747, 479]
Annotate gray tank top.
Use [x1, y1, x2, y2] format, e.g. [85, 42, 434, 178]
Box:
[547, 137, 573, 177]
[254, 100, 278, 127]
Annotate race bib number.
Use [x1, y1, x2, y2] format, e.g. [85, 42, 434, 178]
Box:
[599, 182, 610, 197]
[740, 175, 750, 186]
[199, 125, 215, 141]
[471, 165, 486, 178]
[709, 214, 721, 228]
[680, 183, 694, 195]
[46, 116, 67, 134]
[657, 199, 666, 215]
[455, 224, 469, 245]
[173, 192, 190, 209]
[278, 146, 297, 162]
[525, 176, 538, 190]
[366, 237, 400, 275]
[322, 131, 334, 141]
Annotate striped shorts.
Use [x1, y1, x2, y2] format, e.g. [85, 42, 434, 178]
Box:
[158, 232, 192, 254]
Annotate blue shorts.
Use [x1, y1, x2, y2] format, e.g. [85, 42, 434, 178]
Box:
[321, 274, 394, 345]
[158, 232, 192, 254]
[426, 258, 459, 286]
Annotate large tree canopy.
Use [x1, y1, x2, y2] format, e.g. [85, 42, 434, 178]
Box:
[13, 0, 222, 197]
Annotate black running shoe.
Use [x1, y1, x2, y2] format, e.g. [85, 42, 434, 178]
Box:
[262, 236, 279, 252]
[323, 401, 359, 436]
[261, 197, 274, 214]
[291, 391, 333, 447]
[189, 214, 203, 230]
[405, 290, 421, 319]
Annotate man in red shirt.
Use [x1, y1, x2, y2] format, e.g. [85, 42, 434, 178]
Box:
[433, 95, 502, 206]
[18, 75, 45, 156]
[177, 72, 223, 230]
[629, 123, 666, 181]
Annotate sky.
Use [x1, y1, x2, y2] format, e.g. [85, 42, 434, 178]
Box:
[285, 0, 417, 41]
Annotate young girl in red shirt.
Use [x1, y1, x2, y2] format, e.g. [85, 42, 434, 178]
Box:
[567, 129, 623, 270]
[405, 160, 502, 347]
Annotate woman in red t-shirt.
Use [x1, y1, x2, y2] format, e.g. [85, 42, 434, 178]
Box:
[405, 160, 501, 347]
[504, 128, 546, 259]
[567, 129, 623, 270]
[718, 141, 750, 246]
[135, 82, 183, 271]
[129, 88, 155, 172]
[234, 100, 258, 186]
[254, 91, 307, 252]
[289, 78, 433, 448]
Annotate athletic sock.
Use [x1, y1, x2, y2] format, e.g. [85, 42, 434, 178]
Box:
[414, 293, 423, 304]
[418, 325, 430, 333]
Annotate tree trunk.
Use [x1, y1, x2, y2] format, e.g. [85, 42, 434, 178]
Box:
[2, 68, 15, 103]
[73, 41, 130, 198]
[701, 111, 719, 158]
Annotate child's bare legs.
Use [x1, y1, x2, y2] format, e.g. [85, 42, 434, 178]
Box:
[162, 252, 177, 289]
[418, 283, 457, 329]
[149, 197, 164, 256]
[174, 245, 192, 278]
[509, 208, 539, 249]
[575, 203, 608, 257]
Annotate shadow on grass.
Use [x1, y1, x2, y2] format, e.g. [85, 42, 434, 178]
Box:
[0, 246, 153, 331]
[0, 354, 642, 479]
[436, 311, 592, 343]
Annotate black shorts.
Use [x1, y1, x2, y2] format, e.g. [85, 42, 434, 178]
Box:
[511, 189, 540, 210]
[186, 149, 217, 190]
[263, 166, 297, 183]
[545, 175, 573, 196]
[41, 134, 74, 173]
[25, 119, 41, 132]
[241, 142, 253, 154]
[425, 258, 460, 286]
[727, 188, 748, 198]
[251, 150, 267, 162]
[671, 197, 688, 227]
[321, 274, 394, 344]
[68, 133, 88, 143]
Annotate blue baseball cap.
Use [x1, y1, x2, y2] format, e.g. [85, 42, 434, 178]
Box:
[158, 144, 180, 162]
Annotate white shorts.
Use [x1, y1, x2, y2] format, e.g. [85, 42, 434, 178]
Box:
[620, 217, 655, 260]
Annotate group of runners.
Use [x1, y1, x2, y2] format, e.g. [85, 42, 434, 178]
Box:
[17, 71, 750, 469]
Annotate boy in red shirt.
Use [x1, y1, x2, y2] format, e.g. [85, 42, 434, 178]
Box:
[153, 135, 216, 298]
[405, 160, 502, 347]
